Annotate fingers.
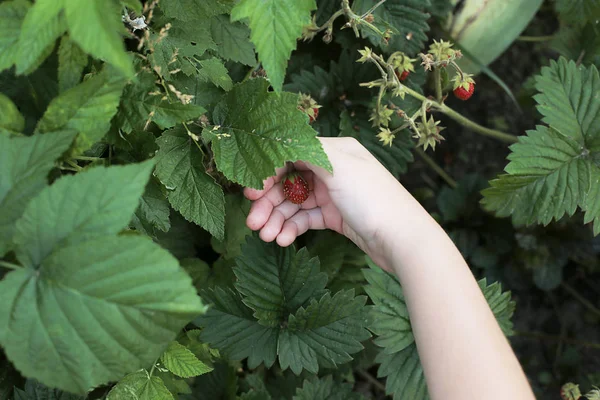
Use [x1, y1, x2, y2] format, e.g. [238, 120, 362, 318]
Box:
[276, 208, 326, 247]
[243, 165, 289, 200]
[258, 201, 301, 242]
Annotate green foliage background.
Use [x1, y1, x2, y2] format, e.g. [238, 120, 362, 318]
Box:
[0, 0, 599, 399]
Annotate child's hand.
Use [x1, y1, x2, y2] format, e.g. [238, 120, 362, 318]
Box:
[244, 137, 412, 270]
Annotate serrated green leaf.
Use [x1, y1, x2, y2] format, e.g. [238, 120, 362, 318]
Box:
[15, 0, 66, 75]
[231, 0, 316, 91]
[57, 35, 88, 93]
[210, 15, 256, 66]
[0, 93, 25, 134]
[477, 279, 515, 335]
[35, 66, 125, 153]
[13, 379, 85, 400]
[197, 57, 233, 91]
[155, 127, 225, 239]
[13, 161, 155, 267]
[107, 371, 174, 400]
[160, 341, 213, 378]
[63, 0, 133, 77]
[1, 235, 204, 394]
[482, 59, 600, 233]
[281, 290, 370, 374]
[159, 0, 230, 21]
[0, 0, 29, 73]
[186, 362, 239, 400]
[116, 70, 206, 133]
[211, 194, 252, 259]
[197, 287, 279, 368]
[293, 375, 365, 400]
[204, 78, 331, 188]
[134, 178, 171, 233]
[551, 23, 600, 68]
[155, 370, 192, 396]
[234, 236, 328, 326]
[352, 0, 431, 55]
[375, 343, 428, 400]
[555, 0, 600, 26]
[0, 132, 76, 257]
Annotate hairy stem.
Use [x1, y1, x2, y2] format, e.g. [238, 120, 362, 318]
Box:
[415, 147, 457, 189]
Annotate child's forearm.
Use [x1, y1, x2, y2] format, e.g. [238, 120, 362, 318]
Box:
[380, 187, 535, 400]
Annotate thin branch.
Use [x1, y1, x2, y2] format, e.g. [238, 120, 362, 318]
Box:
[517, 35, 554, 42]
[415, 147, 457, 189]
[0, 261, 22, 270]
[357, 369, 386, 393]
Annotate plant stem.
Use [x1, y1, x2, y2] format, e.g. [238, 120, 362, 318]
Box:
[433, 67, 443, 103]
[357, 370, 386, 393]
[517, 35, 554, 42]
[415, 147, 457, 189]
[514, 330, 600, 349]
[561, 282, 600, 319]
[0, 261, 22, 270]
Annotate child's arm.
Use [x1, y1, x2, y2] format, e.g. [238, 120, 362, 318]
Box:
[244, 137, 535, 400]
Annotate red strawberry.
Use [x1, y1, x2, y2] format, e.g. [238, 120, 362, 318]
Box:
[453, 82, 474, 101]
[283, 172, 309, 204]
[396, 70, 410, 82]
[297, 94, 321, 124]
[308, 107, 319, 124]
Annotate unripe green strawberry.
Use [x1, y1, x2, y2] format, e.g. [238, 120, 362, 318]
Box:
[283, 172, 309, 204]
[297, 94, 321, 124]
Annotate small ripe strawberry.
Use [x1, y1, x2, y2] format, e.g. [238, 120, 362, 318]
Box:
[395, 70, 410, 82]
[453, 82, 474, 100]
[283, 172, 309, 204]
[297, 93, 321, 124]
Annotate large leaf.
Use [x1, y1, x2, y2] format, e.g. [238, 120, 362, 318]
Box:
[293, 375, 365, 400]
[555, 0, 600, 26]
[134, 178, 171, 233]
[57, 36, 88, 93]
[35, 67, 125, 153]
[155, 127, 225, 239]
[352, 0, 431, 56]
[0, 132, 76, 256]
[196, 239, 370, 375]
[478, 279, 515, 336]
[107, 371, 174, 400]
[0, 93, 25, 135]
[550, 23, 600, 68]
[211, 194, 252, 260]
[482, 59, 600, 233]
[210, 15, 256, 66]
[159, 0, 230, 21]
[0, 0, 29, 73]
[234, 236, 327, 326]
[116, 70, 206, 134]
[231, 0, 316, 91]
[160, 341, 213, 378]
[0, 235, 204, 394]
[203, 78, 331, 189]
[12, 161, 155, 268]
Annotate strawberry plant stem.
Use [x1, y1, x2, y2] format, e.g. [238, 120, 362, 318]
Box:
[0, 261, 22, 270]
[517, 35, 554, 42]
[357, 369, 386, 392]
[415, 147, 457, 189]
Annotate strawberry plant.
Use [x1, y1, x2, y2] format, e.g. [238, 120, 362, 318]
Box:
[1, 0, 599, 399]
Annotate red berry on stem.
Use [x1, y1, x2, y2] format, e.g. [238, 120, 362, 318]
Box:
[309, 107, 319, 124]
[395, 70, 410, 82]
[453, 82, 475, 101]
[283, 172, 309, 204]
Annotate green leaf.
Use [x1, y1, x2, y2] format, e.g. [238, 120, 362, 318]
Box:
[352, 0, 431, 55]
[186, 362, 239, 400]
[293, 375, 365, 400]
[0, 132, 76, 257]
[0, 0, 30, 73]
[280, 290, 370, 374]
[234, 236, 328, 326]
[107, 371, 174, 400]
[13, 379, 85, 400]
[551, 23, 600, 68]
[63, 0, 133, 77]
[0, 93, 25, 134]
[555, 0, 600, 26]
[375, 343, 428, 400]
[159, 0, 230, 21]
[155, 127, 225, 239]
[160, 341, 213, 378]
[197, 57, 233, 91]
[35, 66, 125, 153]
[116, 70, 206, 133]
[478, 279, 516, 336]
[211, 193, 252, 259]
[210, 15, 256, 66]
[13, 161, 154, 267]
[57, 35, 88, 93]
[0, 235, 204, 394]
[204, 79, 331, 188]
[134, 178, 171, 233]
[15, 0, 66, 75]
[231, 0, 316, 91]
[482, 59, 600, 233]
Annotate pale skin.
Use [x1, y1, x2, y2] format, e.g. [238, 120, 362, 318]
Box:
[244, 137, 535, 400]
